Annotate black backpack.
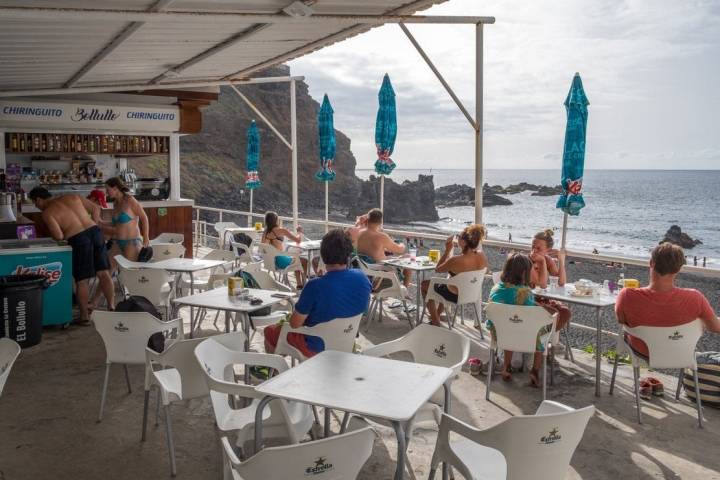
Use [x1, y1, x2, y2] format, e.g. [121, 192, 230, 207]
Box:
[115, 295, 162, 319]
[228, 232, 253, 251]
[116, 295, 165, 352]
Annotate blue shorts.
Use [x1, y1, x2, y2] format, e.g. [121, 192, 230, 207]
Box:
[275, 255, 293, 270]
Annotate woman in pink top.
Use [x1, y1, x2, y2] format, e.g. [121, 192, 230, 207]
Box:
[615, 243, 720, 358]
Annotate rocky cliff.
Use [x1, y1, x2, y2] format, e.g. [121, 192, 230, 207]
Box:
[132, 65, 438, 223]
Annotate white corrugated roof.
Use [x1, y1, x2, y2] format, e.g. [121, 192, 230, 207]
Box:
[0, 0, 447, 95]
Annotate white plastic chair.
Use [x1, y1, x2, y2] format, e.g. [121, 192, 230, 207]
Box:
[118, 268, 175, 319]
[215, 222, 240, 248]
[0, 338, 21, 397]
[178, 248, 235, 293]
[151, 243, 186, 262]
[257, 243, 304, 287]
[484, 303, 557, 400]
[609, 319, 705, 427]
[363, 324, 470, 433]
[194, 336, 314, 453]
[428, 400, 595, 480]
[275, 314, 364, 363]
[423, 269, 487, 334]
[357, 258, 413, 330]
[151, 233, 185, 245]
[231, 238, 257, 264]
[142, 337, 207, 476]
[221, 421, 375, 480]
[93, 310, 182, 422]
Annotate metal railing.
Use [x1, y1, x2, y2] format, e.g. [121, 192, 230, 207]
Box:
[192, 204, 720, 279]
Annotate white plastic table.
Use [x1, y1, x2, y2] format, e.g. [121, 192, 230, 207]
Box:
[289, 240, 322, 275]
[533, 285, 617, 397]
[173, 286, 293, 345]
[254, 350, 453, 480]
[382, 256, 438, 325]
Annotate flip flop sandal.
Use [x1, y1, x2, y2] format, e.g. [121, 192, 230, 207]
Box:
[639, 379, 653, 400]
[647, 377, 665, 397]
[528, 370, 540, 388]
[72, 318, 92, 327]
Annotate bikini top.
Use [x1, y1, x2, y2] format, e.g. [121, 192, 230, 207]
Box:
[264, 229, 284, 243]
[112, 210, 135, 225]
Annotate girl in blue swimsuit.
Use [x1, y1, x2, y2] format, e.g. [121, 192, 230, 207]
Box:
[104, 177, 149, 262]
[261, 211, 307, 288]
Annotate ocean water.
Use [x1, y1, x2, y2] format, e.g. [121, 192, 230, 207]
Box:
[356, 169, 720, 268]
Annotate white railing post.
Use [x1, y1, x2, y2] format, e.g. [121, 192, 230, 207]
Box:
[474, 22, 484, 225]
[290, 79, 299, 229]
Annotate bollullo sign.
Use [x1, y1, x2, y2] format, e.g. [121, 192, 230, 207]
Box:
[0, 99, 179, 133]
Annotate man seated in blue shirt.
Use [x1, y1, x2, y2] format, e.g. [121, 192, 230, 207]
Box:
[264, 228, 372, 357]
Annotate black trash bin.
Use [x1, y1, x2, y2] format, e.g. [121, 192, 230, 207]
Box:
[0, 274, 49, 348]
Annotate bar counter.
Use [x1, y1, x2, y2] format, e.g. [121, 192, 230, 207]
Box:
[23, 199, 195, 257]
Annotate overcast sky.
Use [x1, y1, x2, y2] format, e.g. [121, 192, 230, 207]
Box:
[288, 0, 720, 170]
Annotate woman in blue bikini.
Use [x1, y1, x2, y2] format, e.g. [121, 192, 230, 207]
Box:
[104, 177, 149, 261]
[261, 211, 307, 287]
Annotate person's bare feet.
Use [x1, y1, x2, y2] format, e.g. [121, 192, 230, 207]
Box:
[501, 370, 512, 381]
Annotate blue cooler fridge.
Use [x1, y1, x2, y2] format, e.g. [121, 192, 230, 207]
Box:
[0, 239, 73, 327]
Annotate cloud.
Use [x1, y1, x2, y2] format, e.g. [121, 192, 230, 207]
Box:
[289, 0, 720, 171]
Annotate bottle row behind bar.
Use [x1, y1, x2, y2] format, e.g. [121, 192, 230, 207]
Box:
[5, 132, 170, 155]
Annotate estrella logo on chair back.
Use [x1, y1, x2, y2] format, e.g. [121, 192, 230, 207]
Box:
[509, 314, 523, 324]
[668, 331, 684, 341]
[470, 276, 478, 283]
[343, 324, 354, 334]
[305, 456, 333, 476]
[539, 427, 562, 444]
[0, 362, 8, 374]
[138, 276, 149, 284]
[114, 322, 129, 332]
[433, 344, 447, 358]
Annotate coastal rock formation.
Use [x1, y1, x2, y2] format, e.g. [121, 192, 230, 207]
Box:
[347, 175, 439, 223]
[435, 184, 512, 207]
[131, 64, 438, 222]
[485, 182, 563, 196]
[660, 225, 703, 249]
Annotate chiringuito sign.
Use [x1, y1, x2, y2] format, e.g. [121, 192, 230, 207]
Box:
[0, 99, 179, 133]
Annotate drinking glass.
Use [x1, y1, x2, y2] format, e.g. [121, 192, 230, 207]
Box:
[409, 247, 417, 261]
[548, 276, 559, 292]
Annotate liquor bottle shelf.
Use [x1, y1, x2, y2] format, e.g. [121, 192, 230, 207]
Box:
[5, 132, 170, 155]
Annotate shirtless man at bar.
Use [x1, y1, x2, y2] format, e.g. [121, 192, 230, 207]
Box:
[29, 187, 115, 325]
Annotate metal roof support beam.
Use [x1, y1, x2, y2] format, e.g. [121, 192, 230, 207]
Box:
[150, 23, 271, 85]
[0, 76, 304, 98]
[399, 23, 477, 131]
[63, 0, 176, 88]
[0, 7, 495, 25]
[228, 84, 292, 150]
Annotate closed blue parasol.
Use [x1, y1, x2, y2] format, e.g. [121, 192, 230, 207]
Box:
[316, 94, 336, 182]
[557, 73, 590, 248]
[245, 120, 261, 224]
[245, 120, 261, 190]
[316, 94, 336, 231]
[374, 74, 397, 211]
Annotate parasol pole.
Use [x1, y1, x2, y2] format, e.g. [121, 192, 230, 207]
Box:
[380, 175, 385, 212]
[560, 211, 568, 250]
[325, 181, 329, 233]
[248, 189, 253, 227]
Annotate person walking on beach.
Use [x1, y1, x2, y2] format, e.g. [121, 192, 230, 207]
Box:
[508, 233, 512, 243]
[356, 208, 410, 287]
[28, 187, 114, 325]
[616, 243, 720, 359]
